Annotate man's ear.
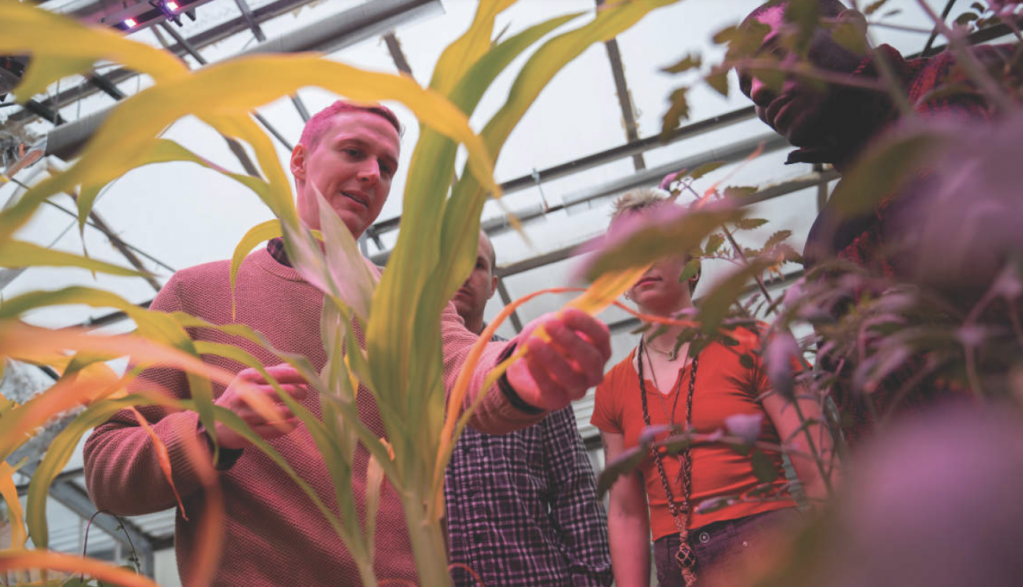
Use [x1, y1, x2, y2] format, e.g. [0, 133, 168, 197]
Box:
[489, 276, 499, 299]
[290, 143, 308, 180]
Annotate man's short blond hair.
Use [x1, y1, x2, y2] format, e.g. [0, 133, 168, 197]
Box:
[610, 188, 671, 222]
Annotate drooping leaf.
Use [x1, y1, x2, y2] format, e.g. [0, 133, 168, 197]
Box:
[829, 127, 951, 216]
[764, 230, 793, 250]
[316, 187, 379, 322]
[428, 0, 519, 95]
[751, 450, 780, 483]
[734, 218, 769, 230]
[830, 21, 869, 55]
[596, 445, 647, 499]
[704, 233, 726, 255]
[705, 69, 730, 97]
[679, 258, 702, 283]
[662, 53, 702, 74]
[0, 551, 161, 587]
[0, 3, 187, 101]
[689, 161, 726, 181]
[696, 259, 770, 334]
[576, 200, 742, 283]
[863, 0, 891, 16]
[660, 87, 691, 139]
[784, 0, 821, 54]
[0, 240, 144, 277]
[0, 461, 27, 550]
[723, 185, 758, 199]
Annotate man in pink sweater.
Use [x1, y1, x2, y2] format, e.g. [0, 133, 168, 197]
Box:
[83, 101, 612, 586]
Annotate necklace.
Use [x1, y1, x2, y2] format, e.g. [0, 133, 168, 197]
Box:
[644, 338, 679, 361]
[642, 341, 688, 424]
[638, 337, 699, 587]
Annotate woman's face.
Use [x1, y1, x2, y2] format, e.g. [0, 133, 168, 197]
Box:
[627, 253, 693, 314]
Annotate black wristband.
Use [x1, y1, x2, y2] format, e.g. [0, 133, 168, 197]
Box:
[197, 422, 244, 471]
[496, 342, 545, 415]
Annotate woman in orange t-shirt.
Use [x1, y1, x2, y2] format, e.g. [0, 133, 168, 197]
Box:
[591, 189, 829, 587]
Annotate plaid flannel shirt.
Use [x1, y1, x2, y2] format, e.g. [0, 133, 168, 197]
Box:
[445, 340, 612, 587]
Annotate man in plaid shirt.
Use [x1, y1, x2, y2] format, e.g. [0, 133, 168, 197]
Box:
[445, 231, 613, 586]
[736, 0, 1020, 444]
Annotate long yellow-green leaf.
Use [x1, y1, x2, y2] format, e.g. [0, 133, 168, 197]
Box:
[0, 551, 162, 587]
[0, 363, 126, 462]
[0, 460, 27, 550]
[0, 286, 220, 448]
[417, 11, 587, 332]
[27, 395, 150, 549]
[364, 445, 389, 567]
[192, 340, 378, 574]
[79, 139, 273, 240]
[0, 55, 498, 243]
[0, 240, 144, 277]
[429, 0, 519, 94]
[0, 321, 252, 460]
[230, 220, 284, 319]
[320, 301, 360, 465]
[193, 338, 397, 483]
[0, 3, 186, 101]
[203, 113, 297, 223]
[482, 0, 678, 161]
[316, 189, 378, 322]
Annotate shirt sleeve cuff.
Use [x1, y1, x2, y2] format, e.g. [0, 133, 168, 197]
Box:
[197, 421, 244, 471]
[496, 342, 545, 415]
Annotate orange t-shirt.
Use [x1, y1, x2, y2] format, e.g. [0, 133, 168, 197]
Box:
[591, 327, 796, 541]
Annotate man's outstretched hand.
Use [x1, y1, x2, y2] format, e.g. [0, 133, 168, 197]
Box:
[505, 308, 612, 412]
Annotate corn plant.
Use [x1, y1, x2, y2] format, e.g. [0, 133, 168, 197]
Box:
[0, 1, 724, 585]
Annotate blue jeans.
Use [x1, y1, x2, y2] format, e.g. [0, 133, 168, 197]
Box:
[653, 508, 801, 587]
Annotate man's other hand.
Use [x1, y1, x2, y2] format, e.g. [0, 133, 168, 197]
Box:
[505, 308, 611, 412]
[212, 363, 309, 449]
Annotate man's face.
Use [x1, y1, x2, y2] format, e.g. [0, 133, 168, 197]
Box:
[737, 5, 865, 149]
[291, 110, 401, 237]
[452, 233, 498, 322]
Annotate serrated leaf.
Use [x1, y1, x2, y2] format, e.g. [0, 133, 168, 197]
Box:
[596, 445, 647, 499]
[830, 21, 868, 55]
[690, 161, 725, 180]
[679, 258, 702, 283]
[751, 450, 779, 483]
[662, 53, 702, 74]
[734, 218, 769, 230]
[723, 186, 758, 199]
[765, 330, 800, 400]
[784, 0, 820, 54]
[576, 200, 743, 282]
[705, 70, 729, 97]
[696, 259, 770, 334]
[830, 127, 951, 216]
[764, 230, 793, 250]
[661, 87, 691, 140]
[864, 0, 890, 16]
[955, 12, 980, 26]
[704, 233, 726, 255]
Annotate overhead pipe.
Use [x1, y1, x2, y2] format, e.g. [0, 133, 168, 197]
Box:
[41, 0, 442, 161]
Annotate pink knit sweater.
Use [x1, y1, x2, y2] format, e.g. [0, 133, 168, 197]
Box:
[83, 248, 542, 586]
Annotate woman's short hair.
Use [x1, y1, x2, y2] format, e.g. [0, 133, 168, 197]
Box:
[610, 187, 671, 222]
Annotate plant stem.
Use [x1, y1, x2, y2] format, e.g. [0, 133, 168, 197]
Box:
[402, 492, 454, 587]
[790, 398, 834, 495]
[681, 183, 777, 316]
